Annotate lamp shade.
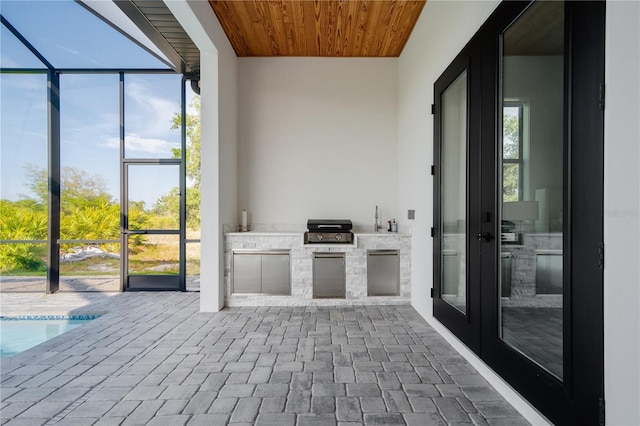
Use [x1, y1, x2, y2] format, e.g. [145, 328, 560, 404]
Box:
[503, 201, 539, 221]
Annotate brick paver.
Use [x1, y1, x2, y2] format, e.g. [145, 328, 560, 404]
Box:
[0, 292, 530, 425]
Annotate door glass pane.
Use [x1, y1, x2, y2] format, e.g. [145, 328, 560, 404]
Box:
[127, 234, 179, 276]
[440, 70, 468, 314]
[499, 1, 564, 380]
[124, 74, 181, 159]
[127, 164, 180, 231]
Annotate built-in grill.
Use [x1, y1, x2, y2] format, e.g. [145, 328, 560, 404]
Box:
[305, 219, 353, 244]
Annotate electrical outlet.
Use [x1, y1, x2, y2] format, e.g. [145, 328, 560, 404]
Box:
[408, 209, 415, 220]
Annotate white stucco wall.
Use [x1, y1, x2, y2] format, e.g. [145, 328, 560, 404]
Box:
[604, 1, 640, 424]
[237, 57, 398, 230]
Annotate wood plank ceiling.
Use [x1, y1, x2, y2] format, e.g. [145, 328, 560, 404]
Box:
[503, 1, 564, 56]
[209, 0, 426, 57]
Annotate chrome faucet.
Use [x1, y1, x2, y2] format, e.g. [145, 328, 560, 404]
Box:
[374, 205, 382, 232]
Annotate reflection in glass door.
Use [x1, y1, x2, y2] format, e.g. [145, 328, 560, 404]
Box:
[123, 163, 184, 291]
[440, 70, 468, 314]
[433, 41, 481, 352]
[498, 1, 565, 380]
[434, 1, 605, 423]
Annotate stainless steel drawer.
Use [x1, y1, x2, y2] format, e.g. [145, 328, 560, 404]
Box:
[313, 252, 345, 298]
[261, 252, 291, 295]
[367, 250, 400, 296]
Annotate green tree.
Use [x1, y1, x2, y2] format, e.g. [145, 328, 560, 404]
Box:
[503, 114, 520, 160]
[172, 96, 201, 188]
[2, 165, 130, 272]
[23, 164, 113, 206]
[60, 200, 121, 254]
[21, 164, 122, 244]
[151, 187, 180, 229]
[154, 96, 201, 229]
[21, 163, 49, 205]
[502, 114, 520, 202]
[2, 170, 49, 271]
[0, 200, 47, 271]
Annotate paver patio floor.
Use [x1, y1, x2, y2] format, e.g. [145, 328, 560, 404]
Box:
[0, 292, 529, 425]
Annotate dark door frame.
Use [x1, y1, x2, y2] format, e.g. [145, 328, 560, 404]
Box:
[121, 160, 185, 291]
[432, 36, 483, 354]
[433, 1, 605, 424]
[119, 74, 187, 292]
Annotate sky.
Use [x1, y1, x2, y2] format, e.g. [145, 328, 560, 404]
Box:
[0, 0, 198, 208]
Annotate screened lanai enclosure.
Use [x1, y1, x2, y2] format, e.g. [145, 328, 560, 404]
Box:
[0, 0, 201, 293]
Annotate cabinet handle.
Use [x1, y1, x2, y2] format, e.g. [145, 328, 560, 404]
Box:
[369, 251, 399, 256]
[314, 253, 345, 259]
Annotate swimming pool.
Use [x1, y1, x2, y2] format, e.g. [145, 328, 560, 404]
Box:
[0, 315, 100, 357]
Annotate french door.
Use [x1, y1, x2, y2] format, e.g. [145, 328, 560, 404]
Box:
[118, 73, 187, 292]
[433, 1, 604, 424]
[433, 37, 482, 352]
[122, 162, 185, 291]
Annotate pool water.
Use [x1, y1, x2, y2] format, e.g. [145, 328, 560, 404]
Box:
[0, 315, 100, 357]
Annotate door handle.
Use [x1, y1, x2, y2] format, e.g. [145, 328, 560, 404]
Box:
[476, 232, 493, 242]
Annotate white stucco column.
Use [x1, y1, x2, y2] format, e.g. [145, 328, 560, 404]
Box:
[604, 1, 640, 424]
[199, 49, 223, 312]
[165, 0, 238, 312]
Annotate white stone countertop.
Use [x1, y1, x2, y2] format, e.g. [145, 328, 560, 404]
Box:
[225, 231, 302, 236]
[225, 231, 410, 237]
[355, 232, 411, 237]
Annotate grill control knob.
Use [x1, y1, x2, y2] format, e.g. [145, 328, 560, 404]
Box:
[316, 234, 324, 241]
[335, 234, 343, 241]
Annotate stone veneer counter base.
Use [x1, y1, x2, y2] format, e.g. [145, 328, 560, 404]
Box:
[224, 232, 411, 307]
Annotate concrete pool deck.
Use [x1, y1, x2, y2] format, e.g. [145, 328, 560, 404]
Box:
[0, 292, 529, 425]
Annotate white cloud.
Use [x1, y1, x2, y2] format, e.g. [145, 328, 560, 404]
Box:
[1, 74, 48, 92]
[125, 79, 180, 137]
[53, 43, 80, 56]
[102, 134, 178, 155]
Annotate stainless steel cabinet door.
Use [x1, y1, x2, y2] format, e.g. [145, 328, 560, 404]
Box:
[232, 253, 262, 293]
[262, 253, 290, 295]
[313, 253, 345, 298]
[367, 250, 400, 296]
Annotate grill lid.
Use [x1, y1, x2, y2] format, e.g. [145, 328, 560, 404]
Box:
[307, 219, 352, 232]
